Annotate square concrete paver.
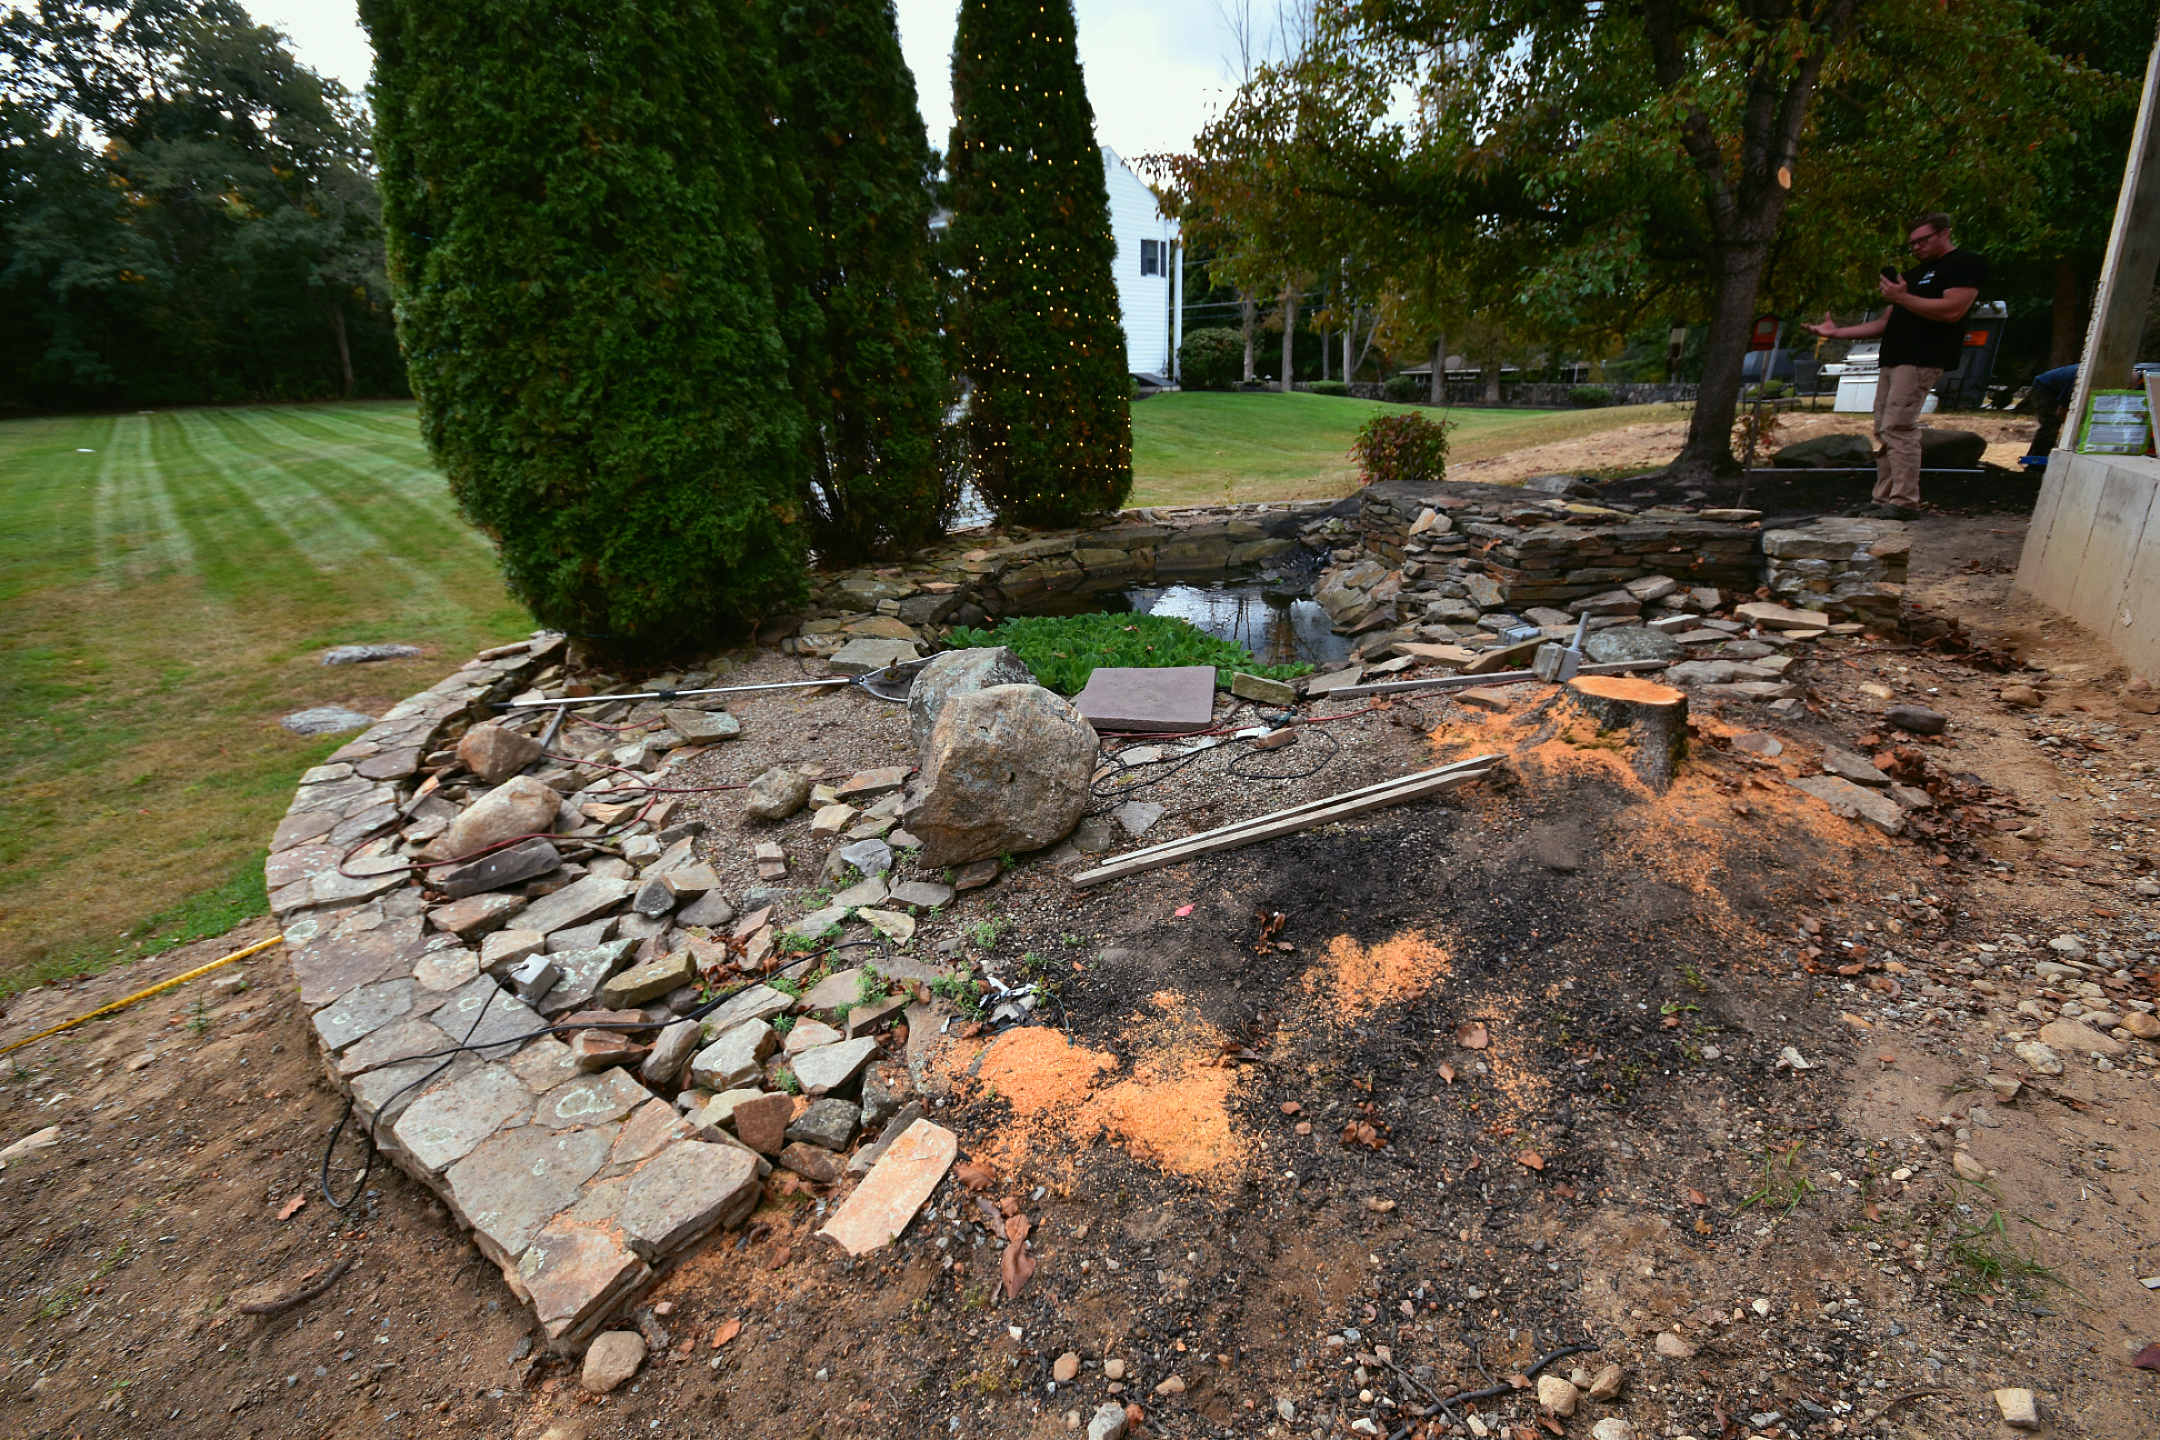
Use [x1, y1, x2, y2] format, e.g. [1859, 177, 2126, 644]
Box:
[1072, 665, 1216, 732]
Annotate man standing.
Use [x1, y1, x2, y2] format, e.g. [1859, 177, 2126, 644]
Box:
[1805, 214, 1987, 518]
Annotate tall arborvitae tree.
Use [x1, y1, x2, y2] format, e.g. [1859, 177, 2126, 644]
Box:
[947, 0, 1131, 525]
[361, 0, 808, 647]
[777, 0, 948, 557]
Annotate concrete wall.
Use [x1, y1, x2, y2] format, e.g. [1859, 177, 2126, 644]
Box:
[2016, 449, 2160, 675]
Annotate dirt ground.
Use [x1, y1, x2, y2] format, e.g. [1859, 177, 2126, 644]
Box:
[5, 491, 2160, 1439]
[1450, 411, 2040, 489]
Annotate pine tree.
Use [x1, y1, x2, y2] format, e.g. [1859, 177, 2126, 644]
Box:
[947, 0, 1132, 525]
[361, 0, 808, 648]
[777, 0, 950, 557]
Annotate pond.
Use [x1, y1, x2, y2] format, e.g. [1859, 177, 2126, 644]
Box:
[1119, 581, 1354, 668]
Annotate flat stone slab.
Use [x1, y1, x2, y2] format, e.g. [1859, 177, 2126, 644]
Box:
[431, 975, 547, 1059]
[447, 1123, 613, 1263]
[887, 880, 954, 909]
[790, 1037, 878, 1095]
[392, 1063, 533, 1174]
[324, 643, 422, 666]
[828, 637, 920, 675]
[800, 968, 871, 1014]
[518, 1218, 651, 1346]
[532, 1068, 652, 1129]
[311, 978, 428, 1053]
[289, 916, 427, 1008]
[600, 949, 695, 1010]
[617, 1141, 761, 1259]
[1734, 601, 1831, 630]
[689, 1022, 776, 1091]
[282, 705, 377, 736]
[1072, 665, 1216, 733]
[335, 1017, 452, 1080]
[436, 839, 562, 900]
[818, 1119, 958, 1256]
[428, 892, 527, 938]
[517, 876, 632, 937]
[1788, 775, 1904, 835]
[537, 939, 638, 1018]
[700, 985, 791, 1038]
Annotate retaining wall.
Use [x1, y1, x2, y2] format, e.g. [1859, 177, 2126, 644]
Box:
[2017, 449, 2160, 676]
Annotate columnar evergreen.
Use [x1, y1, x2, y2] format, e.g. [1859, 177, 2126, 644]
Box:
[777, 0, 950, 557]
[947, 0, 1132, 525]
[361, 0, 808, 646]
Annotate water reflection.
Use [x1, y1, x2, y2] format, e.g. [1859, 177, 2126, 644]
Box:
[1124, 582, 1354, 668]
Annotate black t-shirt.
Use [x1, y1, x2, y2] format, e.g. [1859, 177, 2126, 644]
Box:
[1880, 248, 1988, 371]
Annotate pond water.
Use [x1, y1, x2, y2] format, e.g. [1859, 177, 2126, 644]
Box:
[1118, 581, 1354, 668]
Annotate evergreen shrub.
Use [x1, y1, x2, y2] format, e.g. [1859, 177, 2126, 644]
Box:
[1351, 412, 1452, 485]
[1177, 327, 1244, 391]
[1307, 380, 1351, 397]
[362, 0, 808, 648]
[1381, 374, 1425, 403]
[947, 0, 1131, 525]
[1570, 385, 1614, 408]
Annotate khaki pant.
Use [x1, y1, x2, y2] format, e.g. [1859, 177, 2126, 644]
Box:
[1872, 364, 1944, 508]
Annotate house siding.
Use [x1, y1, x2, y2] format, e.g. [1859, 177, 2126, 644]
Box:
[1100, 147, 1178, 379]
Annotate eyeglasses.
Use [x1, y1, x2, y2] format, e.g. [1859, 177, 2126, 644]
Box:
[1906, 230, 1943, 250]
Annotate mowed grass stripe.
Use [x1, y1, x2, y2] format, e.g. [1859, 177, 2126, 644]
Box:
[235, 406, 488, 549]
[0, 402, 524, 987]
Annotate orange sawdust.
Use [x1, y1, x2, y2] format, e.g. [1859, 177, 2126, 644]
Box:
[1307, 929, 1453, 1016]
[965, 992, 1255, 1185]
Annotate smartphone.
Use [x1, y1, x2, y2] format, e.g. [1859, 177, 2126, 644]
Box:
[1880, 265, 1899, 280]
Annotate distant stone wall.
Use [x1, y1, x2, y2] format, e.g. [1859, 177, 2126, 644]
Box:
[1294, 381, 1698, 408]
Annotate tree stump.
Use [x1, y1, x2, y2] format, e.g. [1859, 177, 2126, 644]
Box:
[1564, 675, 1688, 790]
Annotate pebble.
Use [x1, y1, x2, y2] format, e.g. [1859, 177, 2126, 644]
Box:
[1103, 1358, 1126, 1380]
[1537, 1376, 1579, 1415]
[2013, 1040, 2064, 1076]
[581, 1331, 646, 1394]
[1952, 1151, 1989, 1181]
[1652, 1331, 1696, 1359]
[1086, 1402, 1129, 1440]
[1992, 1387, 2041, 1429]
[1053, 1351, 1081, 1383]
[1589, 1420, 1637, 1440]
[1587, 1363, 1624, 1400]
[1153, 1375, 1184, 1395]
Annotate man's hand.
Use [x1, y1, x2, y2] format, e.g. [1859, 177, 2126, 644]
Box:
[1802, 309, 1840, 339]
[1877, 273, 1911, 303]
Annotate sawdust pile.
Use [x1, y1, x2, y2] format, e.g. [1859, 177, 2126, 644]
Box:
[1308, 930, 1453, 1016]
[967, 992, 1254, 1185]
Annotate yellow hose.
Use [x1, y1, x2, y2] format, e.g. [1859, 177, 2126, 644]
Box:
[0, 933, 286, 1057]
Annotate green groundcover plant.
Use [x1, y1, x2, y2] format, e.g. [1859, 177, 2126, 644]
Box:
[948, 612, 1311, 694]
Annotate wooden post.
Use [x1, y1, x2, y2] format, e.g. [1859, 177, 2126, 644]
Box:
[1564, 675, 1689, 791]
[2064, 25, 2160, 443]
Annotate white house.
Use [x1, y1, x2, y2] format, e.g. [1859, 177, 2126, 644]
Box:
[1099, 146, 1182, 385]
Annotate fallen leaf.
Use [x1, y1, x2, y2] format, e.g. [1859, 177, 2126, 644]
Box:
[1465, 1152, 1480, 1170]
[1506, 1372, 1531, 1389]
[1457, 1022, 1489, 1049]
[711, 1317, 741, 1348]
[1173, 904, 1194, 918]
[1687, 1188, 1707, 1206]
[1001, 1213, 1036, 1299]
[2133, 1341, 2160, 1371]
[1864, 1202, 1881, 1221]
[1553, 1181, 1576, 1200]
[954, 1161, 999, 1193]
[1438, 1063, 1456, 1083]
[1280, 1101, 1302, 1115]
[1516, 1151, 1544, 1171]
[1538, 1416, 1566, 1436]
[1694, 1216, 1712, 1234]
[276, 1194, 306, 1221]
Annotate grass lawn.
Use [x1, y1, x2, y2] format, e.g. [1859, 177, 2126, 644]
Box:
[0, 402, 523, 990]
[1128, 390, 1691, 507]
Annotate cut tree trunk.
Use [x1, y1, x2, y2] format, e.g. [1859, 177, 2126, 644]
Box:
[329, 302, 355, 398]
[1241, 292, 1256, 382]
[2051, 260, 2085, 367]
[1429, 336, 1446, 405]
[1564, 675, 1688, 791]
[1279, 284, 1298, 394]
[1669, 242, 1771, 480]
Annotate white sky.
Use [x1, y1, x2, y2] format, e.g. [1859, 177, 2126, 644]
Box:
[258, 0, 1267, 163]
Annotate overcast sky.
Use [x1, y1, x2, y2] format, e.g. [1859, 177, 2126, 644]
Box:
[258, 0, 1272, 163]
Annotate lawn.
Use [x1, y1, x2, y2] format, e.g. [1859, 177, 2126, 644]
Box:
[0, 392, 1681, 990]
[0, 403, 524, 989]
[1127, 390, 1691, 506]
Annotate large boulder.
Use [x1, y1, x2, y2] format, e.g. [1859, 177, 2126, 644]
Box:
[457, 723, 543, 784]
[907, 647, 1037, 750]
[427, 775, 560, 860]
[903, 685, 1097, 866]
[1772, 433, 1873, 469]
[1919, 428, 1986, 468]
[1582, 626, 1686, 664]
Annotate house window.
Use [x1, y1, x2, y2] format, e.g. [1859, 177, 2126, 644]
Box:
[1140, 239, 1163, 277]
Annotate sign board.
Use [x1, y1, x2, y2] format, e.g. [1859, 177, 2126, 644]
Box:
[1749, 317, 1780, 352]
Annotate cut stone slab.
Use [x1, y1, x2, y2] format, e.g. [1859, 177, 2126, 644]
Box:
[791, 1037, 878, 1095]
[787, 1098, 860, 1150]
[516, 875, 633, 937]
[700, 984, 791, 1038]
[437, 839, 562, 901]
[311, 978, 422, 1053]
[689, 1021, 777, 1091]
[828, 637, 921, 675]
[281, 706, 376, 736]
[641, 1018, 703, 1086]
[618, 1141, 761, 1259]
[731, 1091, 795, 1154]
[835, 766, 910, 801]
[535, 939, 638, 1018]
[1229, 671, 1298, 706]
[324, 643, 422, 666]
[518, 1218, 651, 1347]
[428, 891, 527, 939]
[1073, 665, 1216, 733]
[392, 1064, 533, 1175]
[662, 707, 740, 744]
[531, 1068, 652, 1130]
[818, 1118, 958, 1256]
[887, 880, 953, 909]
[599, 949, 695, 1010]
[1788, 774, 1904, 834]
[1734, 601, 1831, 630]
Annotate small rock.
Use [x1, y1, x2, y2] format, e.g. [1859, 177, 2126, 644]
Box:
[786, 1097, 861, 1151]
[2121, 1011, 2160, 1040]
[1103, 1358, 1127, 1380]
[858, 907, 916, 942]
[745, 768, 813, 821]
[786, 1018, 844, 1053]
[1537, 1376, 1579, 1415]
[1999, 684, 2044, 708]
[1114, 800, 1165, 837]
[1231, 671, 1298, 706]
[887, 880, 954, 909]
[662, 707, 740, 744]
[641, 1018, 702, 1086]
[1154, 1374, 1185, 1396]
[210, 970, 248, 996]
[599, 949, 696, 1010]
[1985, 1074, 2023, 1102]
[1086, 1401, 1129, 1440]
[1653, 1331, 1696, 1359]
[731, 1091, 794, 1154]
[1053, 1352, 1081, 1383]
[1952, 1151, 1989, 1181]
[1992, 1387, 2041, 1429]
[1883, 703, 1947, 735]
[811, 804, 859, 839]
[1589, 1421, 1637, 1440]
[2037, 1017, 2126, 1058]
[1071, 815, 1118, 854]
[433, 775, 562, 861]
[778, 1141, 842, 1183]
[0, 1126, 62, 1163]
[2047, 934, 2088, 959]
[581, 1331, 646, 1394]
[1587, 1363, 1624, 1401]
[839, 839, 893, 877]
[457, 724, 544, 784]
[2013, 1040, 2064, 1075]
[954, 858, 1000, 891]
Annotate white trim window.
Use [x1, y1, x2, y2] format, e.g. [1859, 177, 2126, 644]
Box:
[1140, 239, 1164, 277]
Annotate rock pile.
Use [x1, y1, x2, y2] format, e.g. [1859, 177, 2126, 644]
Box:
[1760, 516, 1910, 619]
[270, 635, 952, 1353]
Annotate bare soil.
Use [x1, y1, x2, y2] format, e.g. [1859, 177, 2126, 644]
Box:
[3, 490, 2160, 1440]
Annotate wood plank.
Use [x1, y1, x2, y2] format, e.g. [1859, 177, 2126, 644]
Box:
[1331, 658, 1670, 700]
[1070, 768, 1492, 887]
